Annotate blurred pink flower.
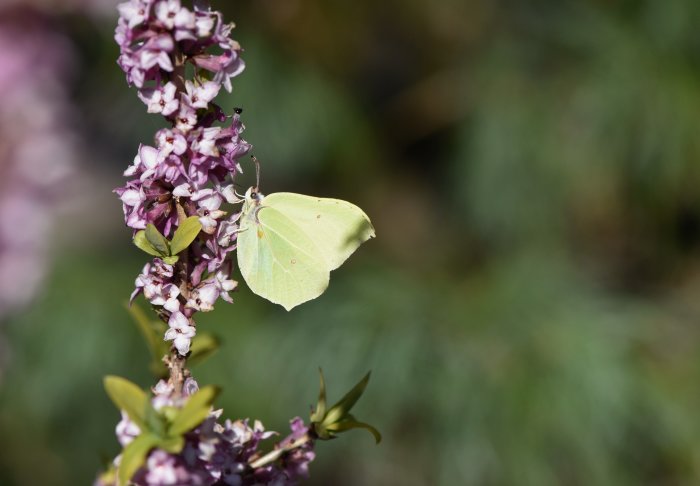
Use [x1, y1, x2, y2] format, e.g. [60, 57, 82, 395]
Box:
[0, 10, 78, 319]
[0, 7, 86, 386]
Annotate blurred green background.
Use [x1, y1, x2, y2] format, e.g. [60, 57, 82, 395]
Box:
[3, 0, 700, 484]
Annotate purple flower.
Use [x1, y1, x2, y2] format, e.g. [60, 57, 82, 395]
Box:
[193, 46, 245, 93]
[194, 12, 216, 38]
[143, 34, 175, 67]
[192, 127, 222, 157]
[140, 82, 179, 116]
[116, 411, 141, 446]
[151, 379, 175, 410]
[214, 271, 236, 303]
[144, 450, 179, 485]
[184, 80, 220, 109]
[183, 377, 200, 397]
[164, 311, 196, 355]
[0, 10, 82, 328]
[150, 283, 181, 312]
[118, 0, 152, 29]
[172, 182, 196, 198]
[186, 283, 219, 312]
[278, 418, 315, 482]
[174, 100, 198, 133]
[155, 128, 187, 160]
[130, 259, 176, 305]
[194, 189, 226, 234]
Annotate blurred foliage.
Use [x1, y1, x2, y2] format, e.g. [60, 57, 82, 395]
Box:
[4, 0, 700, 485]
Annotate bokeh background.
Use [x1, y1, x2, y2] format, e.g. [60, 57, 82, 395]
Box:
[2, 0, 700, 484]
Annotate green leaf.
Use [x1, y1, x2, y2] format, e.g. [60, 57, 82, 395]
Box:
[187, 333, 221, 368]
[321, 371, 371, 427]
[118, 433, 159, 486]
[168, 386, 220, 437]
[170, 216, 202, 255]
[309, 371, 380, 443]
[126, 303, 168, 377]
[145, 403, 167, 438]
[133, 230, 162, 257]
[159, 405, 179, 424]
[157, 435, 185, 454]
[103, 376, 150, 430]
[162, 255, 180, 265]
[310, 368, 327, 423]
[326, 414, 382, 444]
[145, 224, 170, 256]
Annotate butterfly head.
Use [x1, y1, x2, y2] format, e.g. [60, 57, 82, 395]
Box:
[242, 187, 265, 215]
[244, 187, 265, 203]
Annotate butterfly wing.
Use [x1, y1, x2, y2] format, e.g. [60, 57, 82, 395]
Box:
[264, 193, 375, 270]
[237, 204, 330, 311]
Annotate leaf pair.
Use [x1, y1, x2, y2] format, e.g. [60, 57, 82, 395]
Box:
[127, 303, 220, 377]
[103, 376, 220, 486]
[133, 216, 202, 264]
[310, 369, 381, 444]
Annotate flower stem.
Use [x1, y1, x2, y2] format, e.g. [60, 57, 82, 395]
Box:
[164, 351, 187, 398]
[248, 434, 313, 469]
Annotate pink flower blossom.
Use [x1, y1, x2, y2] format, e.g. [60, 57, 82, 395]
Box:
[186, 284, 219, 312]
[183, 80, 220, 109]
[164, 311, 196, 355]
[140, 82, 179, 116]
[155, 128, 187, 160]
[118, 0, 152, 29]
[116, 411, 141, 446]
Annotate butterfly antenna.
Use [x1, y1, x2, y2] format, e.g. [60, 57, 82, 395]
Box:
[251, 155, 261, 191]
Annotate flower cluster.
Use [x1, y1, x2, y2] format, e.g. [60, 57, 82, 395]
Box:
[115, 0, 244, 92]
[101, 377, 316, 485]
[114, 0, 250, 355]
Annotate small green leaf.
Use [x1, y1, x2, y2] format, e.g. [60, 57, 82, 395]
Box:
[145, 224, 170, 256]
[159, 405, 180, 424]
[133, 230, 162, 257]
[326, 414, 382, 444]
[104, 376, 150, 430]
[157, 435, 185, 454]
[162, 255, 180, 265]
[168, 386, 220, 437]
[145, 403, 167, 438]
[321, 371, 371, 428]
[309, 371, 380, 443]
[188, 333, 221, 368]
[310, 368, 327, 423]
[170, 216, 202, 255]
[118, 433, 159, 486]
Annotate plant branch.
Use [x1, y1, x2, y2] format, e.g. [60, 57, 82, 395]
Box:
[248, 434, 313, 469]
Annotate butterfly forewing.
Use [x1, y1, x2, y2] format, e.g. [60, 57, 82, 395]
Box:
[237, 205, 330, 311]
[264, 193, 375, 271]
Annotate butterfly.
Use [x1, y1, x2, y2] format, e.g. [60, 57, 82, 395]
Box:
[236, 187, 375, 310]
